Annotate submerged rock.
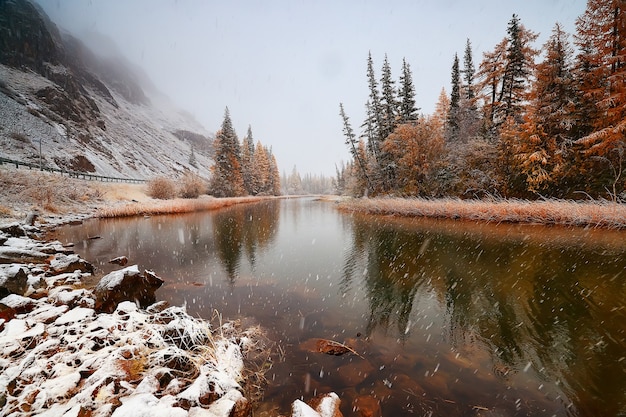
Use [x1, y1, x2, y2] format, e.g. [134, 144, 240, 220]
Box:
[291, 392, 343, 417]
[94, 265, 164, 313]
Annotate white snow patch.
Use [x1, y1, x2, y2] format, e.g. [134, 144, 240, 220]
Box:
[111, 393, 187, 417]
[54, 307, 95, 325]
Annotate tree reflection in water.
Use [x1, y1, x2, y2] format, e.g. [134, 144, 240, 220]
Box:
[213, 200, 280, 284]
[342, 213, 626, 416]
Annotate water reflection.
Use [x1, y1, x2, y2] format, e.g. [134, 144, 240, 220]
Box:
[50, 200, 626, 416]
[213, 202, 279, 283]
[342, 213, 626, 416]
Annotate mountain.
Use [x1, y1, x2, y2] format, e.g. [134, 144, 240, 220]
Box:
[0, 0, 213, 179]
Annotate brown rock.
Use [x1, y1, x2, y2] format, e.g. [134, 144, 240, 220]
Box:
[336, 361, 375, 387]
[108, 256, 128, 266]
[352, 395, 381, 417]
[308, 392, 343, 417]
[232, 395, 251, 417]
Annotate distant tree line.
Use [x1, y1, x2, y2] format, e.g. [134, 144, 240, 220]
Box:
[339, 1, 626, 201]
[210, 108, 281, 197]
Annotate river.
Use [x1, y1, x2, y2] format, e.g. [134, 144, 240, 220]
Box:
[51, 197, 626, 416]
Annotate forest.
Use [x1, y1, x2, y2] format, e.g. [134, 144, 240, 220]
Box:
[338, 0, 626, 201]
[210, 108, 281, 197]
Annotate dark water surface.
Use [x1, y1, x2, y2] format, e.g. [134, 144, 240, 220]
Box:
[51, 198, 626, 416]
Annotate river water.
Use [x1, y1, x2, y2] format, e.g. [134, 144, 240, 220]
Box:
[51, 198, 626, 416]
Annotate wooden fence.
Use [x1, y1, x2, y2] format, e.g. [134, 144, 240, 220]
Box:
[0, 156, 146, 184]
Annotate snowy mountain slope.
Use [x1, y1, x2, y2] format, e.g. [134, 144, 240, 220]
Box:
[0, 0, 213, 180]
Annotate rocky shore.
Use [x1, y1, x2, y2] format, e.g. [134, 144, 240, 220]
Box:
[0, 219, 343, 417]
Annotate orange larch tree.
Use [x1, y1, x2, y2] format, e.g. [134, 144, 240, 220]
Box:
[574, 0, 626, 199]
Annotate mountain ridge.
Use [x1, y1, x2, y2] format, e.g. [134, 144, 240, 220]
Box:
[0, 0, 214, 179]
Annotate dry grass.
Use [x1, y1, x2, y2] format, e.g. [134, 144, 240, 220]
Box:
[338, 197, 626, 229]
[97, 195, 266, 218]
[0, 167, 104, 217]
[146, 176, 177, 200]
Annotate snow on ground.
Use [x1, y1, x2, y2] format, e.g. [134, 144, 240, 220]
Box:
[0, 222, 264, 417]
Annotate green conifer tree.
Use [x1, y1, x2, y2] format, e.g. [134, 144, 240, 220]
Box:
[210, 107, 245, 197]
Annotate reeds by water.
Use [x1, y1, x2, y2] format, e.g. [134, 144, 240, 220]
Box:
[97, 196, 265, 218]
[337, 197, 626, 229]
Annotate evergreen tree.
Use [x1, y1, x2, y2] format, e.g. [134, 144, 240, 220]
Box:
[462, 38, 476, 100]
[447, 53, 461, 141]
[188, 146, 198, 169]
[499, 14, 538, 122]
[340, 102, 371, 194]
[380, 54, 398, 139]
[210, 107, 245, 197]
[241, 125, 256, 195]
[268, 151, 281, 196]
[398, 57, 419, 123]
[366, 51, 384, 153]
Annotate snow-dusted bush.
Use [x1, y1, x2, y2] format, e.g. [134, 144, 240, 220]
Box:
[178, 172, 205, 199]
[147, 176, 177, 200]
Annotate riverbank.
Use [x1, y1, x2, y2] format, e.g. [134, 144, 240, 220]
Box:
[337, 196, 626, 229]
[0, 170, 345, 416]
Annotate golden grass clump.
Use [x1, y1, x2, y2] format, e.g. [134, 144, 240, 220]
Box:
[178, 172, 206, 199]
[337, 197, 626, 229]
[97, 196, 265, 218]
[146, 176, 177, 200]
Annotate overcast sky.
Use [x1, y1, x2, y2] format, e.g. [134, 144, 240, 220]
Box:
[37, 0, 587, 177]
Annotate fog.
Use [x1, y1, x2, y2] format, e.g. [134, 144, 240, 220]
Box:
[36, 0, 585, 177]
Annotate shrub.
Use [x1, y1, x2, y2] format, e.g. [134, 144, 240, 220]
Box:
[178, 172, 205, 199]
[146, 176, 177, 200]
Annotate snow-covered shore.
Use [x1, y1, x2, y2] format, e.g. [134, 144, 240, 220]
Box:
[0, 216, 343, 417]
[0, 221, 266, 416]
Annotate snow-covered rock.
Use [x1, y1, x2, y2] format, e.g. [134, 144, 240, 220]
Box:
[94, 265, 164, 313]
[0, 232, 264, 417]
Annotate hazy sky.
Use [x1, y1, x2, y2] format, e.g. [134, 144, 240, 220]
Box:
[37, 0, 587, 177]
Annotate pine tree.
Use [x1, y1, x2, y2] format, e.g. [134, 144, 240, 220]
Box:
[241, 125, 255, 195]
[366, 51, 384, 152]
[462, 39, 476, 101]
[188, 146, 198, 169]
[340, 102, 371, 194]
[268, 151, 281, 196]
[210, 107, 245, 197]
[380, 54, 398, 139]
[447, 53, 461, 141]
[573, 0, 626, 199]
[499, 14, 539, 122]
[398, 58, 419, 123]
[458, 39, 481, 142]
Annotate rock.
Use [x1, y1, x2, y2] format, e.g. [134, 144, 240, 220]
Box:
[308, 392, 343, 417]
[0, 247, 50, 264]
[94, 265, 164, 313]
[50, 253, 94, 275]
[0, 222, 26, 237]
[352, 395, 381, 417]
[0, 294, 37, 313]
[24, 211, 39, 226]
[108, 256, 129, 266]
[0, 265, 28, 297]
[335, 360, 375, 387]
